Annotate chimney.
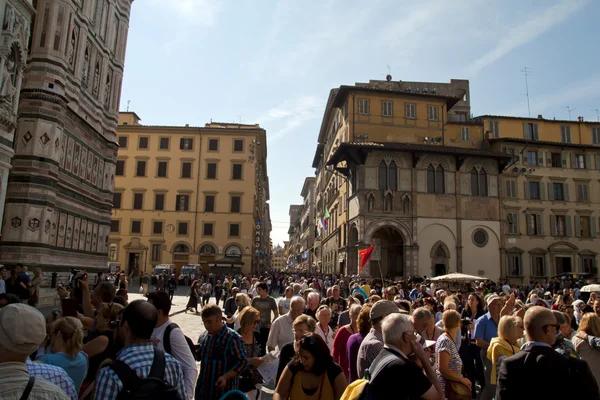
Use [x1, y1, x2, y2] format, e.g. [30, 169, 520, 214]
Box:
[578, 116, 584, 122]
[537, 114, 543, 119]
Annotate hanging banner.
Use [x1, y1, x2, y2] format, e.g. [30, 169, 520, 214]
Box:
[371, 238, 382, 261]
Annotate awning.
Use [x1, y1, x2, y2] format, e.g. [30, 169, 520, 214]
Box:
[209, 256, 245, 266]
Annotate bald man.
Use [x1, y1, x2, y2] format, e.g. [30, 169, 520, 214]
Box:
[496, 307, 599, 400]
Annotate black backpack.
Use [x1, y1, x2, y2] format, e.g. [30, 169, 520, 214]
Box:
[164, 322, 197, 356]
[108, 347, 183, 400]
[357, 350, 401, 400]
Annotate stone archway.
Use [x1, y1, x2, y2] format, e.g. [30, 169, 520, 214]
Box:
[370, 226, 404, 278]
[430, 241, 450, 277]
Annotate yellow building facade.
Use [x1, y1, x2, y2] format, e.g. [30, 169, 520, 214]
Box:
[111, 112, 270, 275]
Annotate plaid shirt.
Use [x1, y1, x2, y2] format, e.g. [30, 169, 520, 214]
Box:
[196, 325, 248, 400]
[94, 343, 187, 400]
[356, 328, 384, 378]
[26, 358, 77, 400]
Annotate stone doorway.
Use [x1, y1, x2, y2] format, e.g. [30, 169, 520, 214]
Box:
[371, 226, 404, 278]
[430, 241, 450, 277]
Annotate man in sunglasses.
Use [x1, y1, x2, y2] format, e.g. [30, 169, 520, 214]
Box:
[496, 307, 599, 400]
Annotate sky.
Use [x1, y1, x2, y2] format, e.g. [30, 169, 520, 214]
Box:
[120, 0, 600, 247]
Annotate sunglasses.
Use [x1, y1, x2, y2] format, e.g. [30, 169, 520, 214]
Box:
[110, 319, 121, 329]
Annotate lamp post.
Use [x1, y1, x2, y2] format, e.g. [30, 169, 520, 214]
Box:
[142, 244, 149, 276]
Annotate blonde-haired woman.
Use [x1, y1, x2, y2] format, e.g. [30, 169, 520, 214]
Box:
[487, 315, 522, 385]
[226, 293, 251, 331]
[237, 306, 266, 398]
[436, 310, 471, 398]
[29, 267, 43, 307]
[40, 316, 88, 392]
[573, 313, 600, 389]
[315, 305, 334, 352]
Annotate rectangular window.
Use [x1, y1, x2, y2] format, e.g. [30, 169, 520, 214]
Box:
[551, 152, 562, 168]
[135, 160, 146, 177]
[115, 160, 125, 176]
[175, 195, 189, 211]
[233, 139, 244, 152]
[382, 101, 393, 117]
[428, 105, 439, 121]
[461, 127, 470, 141]
[405, 103, 416, 119]
[118, 136, 128, 148]
[561, 126, 572, 143]
[230, 196, 241, 213]
[177, 222, 188, 236]
[575, 154, 586, 169]
[524, 123, 539, 140]
[39, 4, 50, 48]
[532, 255, 545, 277]
[208, 138, 219, 151]
[232, 163, 243, 180]
[582, 256, 595, 274]
[159, 137, 170, 150]
[529, 181, 541, 200]
[526, 151, 538, 166]
[553, 183, 564, 201]
[181, 162, 192, 178]
[152, 221, 163, 235]
[229, 223, 240, 237]
[507, 254, 521, 277]
[578, 184, 590, 202]
[138, 136, 149, 149]
[151, 244, 162, 263]
[203, 223, 214, 236]
[110, 220, 120, 233]
[505, 180, 517, 198]
[157, 161, 167, 178]
[204, 195, 215, 212]
[554, 215, 567, 236]
[579, 216, 591, 237]
[54, 6, 65, 51]
[154, 193, 165, 211]
[131, 220, 141, 234]
[488, 120, 500, 138]
[593, 127, 600, 145]
[113, 192, 122, 209]
[180, 138, 193, 150]
[358, 99, 370, 115]
[528, 213, 543, 236]
[507, 212, 519, 234]
[206, 163, 217, 179]
[133, 193, 143, 210]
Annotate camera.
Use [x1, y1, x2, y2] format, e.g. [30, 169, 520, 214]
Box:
[68, 269, 87, 290]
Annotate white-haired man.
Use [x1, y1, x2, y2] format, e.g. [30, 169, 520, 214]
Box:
[367, 313, 443, 400]
[267, 296, 306, 352]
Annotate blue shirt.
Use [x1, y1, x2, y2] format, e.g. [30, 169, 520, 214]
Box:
[474, 312, 498, 344]
[39, 352, 88, 392]
[26, 358, 78, 400]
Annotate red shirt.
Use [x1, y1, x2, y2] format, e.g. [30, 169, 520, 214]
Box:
[332, 325, 354, 378]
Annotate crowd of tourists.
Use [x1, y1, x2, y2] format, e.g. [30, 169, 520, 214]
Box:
[2, 267, 600, 399]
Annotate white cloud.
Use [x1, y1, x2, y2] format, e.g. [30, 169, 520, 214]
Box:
[466, 0, 590, 75]
[259, 96, 325, 142]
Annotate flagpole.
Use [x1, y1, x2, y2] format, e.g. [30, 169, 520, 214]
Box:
[377, 260, 385, 291]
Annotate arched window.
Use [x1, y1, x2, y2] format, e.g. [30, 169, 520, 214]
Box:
[435, 165, 445, 194]
[173, 244, 190, 253]
[427, 164, 435, 193]
[379, 161, 387, 190]
[479, 169, 488, 196]
[388, 161, 397, 191]
[471, 167, 479, 195]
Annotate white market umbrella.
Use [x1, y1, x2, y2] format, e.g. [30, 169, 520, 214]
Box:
[430, 273, 489, 282]
[581, 284, 600, 293]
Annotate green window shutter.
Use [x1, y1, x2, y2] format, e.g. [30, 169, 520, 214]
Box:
[523, 122, 528, 139]
[571, 153, 577, 168]
[537, 214, 543, 235]
[526, 214, 533, 235]
[575, 216, 581, 237]
[595, 154, 600, 170]
[505, 180, 511, 198]
[566, 216, 572, 237]
[533, 125, 539, 140]
[546, 152, 552, 166]
[564, 183, 570, 202]
[524, 181, 530, 199]
[585, 154, 591, 169]
[511, 181, 517, 198]
[538, 151, 544, 166]
[540, 183, 546, 200]
[561, 151, 567, 168]
[550, 215, 557, 236]
[548, 183, 554, 201]
[592, 216, 597, 238]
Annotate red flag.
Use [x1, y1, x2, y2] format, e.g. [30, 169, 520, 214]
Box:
[359, 242, 375, 271]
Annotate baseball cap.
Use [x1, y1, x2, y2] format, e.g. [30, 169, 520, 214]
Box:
[0, 303, 46, 355]
[370, 300, 401, 320]
[486, 294, 503, 307]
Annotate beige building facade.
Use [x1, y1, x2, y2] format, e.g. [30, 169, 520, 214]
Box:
[111, 113, 270, 275]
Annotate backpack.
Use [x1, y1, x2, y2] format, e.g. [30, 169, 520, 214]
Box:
[20, 376, 35, 400]
[163, 322, 197, 356]
[340, 350, 398, 400]
[108, 347, 183, 400]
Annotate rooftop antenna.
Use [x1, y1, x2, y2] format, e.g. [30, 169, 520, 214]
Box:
[383, 64, 392, 81]
[564, 106, 576, 120]
[591, 109, 600, 122]
[236, 115, 242, 124]
[126, 100, 130, 112]
[521, 67, 532, 117]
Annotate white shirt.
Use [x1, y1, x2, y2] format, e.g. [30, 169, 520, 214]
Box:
[266, 313, 294, 350]
[151, 321, 198, 400]
[315, 323, 334, 352]
[278, 297, 291, 316]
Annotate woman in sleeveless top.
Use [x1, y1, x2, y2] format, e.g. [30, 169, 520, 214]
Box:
[274, 334, 347, 400]
[82, 302, 123, 381]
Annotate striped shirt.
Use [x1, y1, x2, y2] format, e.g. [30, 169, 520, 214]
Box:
[94, 343, 186, 400]
[357, 328, 384, 379]
[26, 358, 78, 400]
[196, 325, 248, 400]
